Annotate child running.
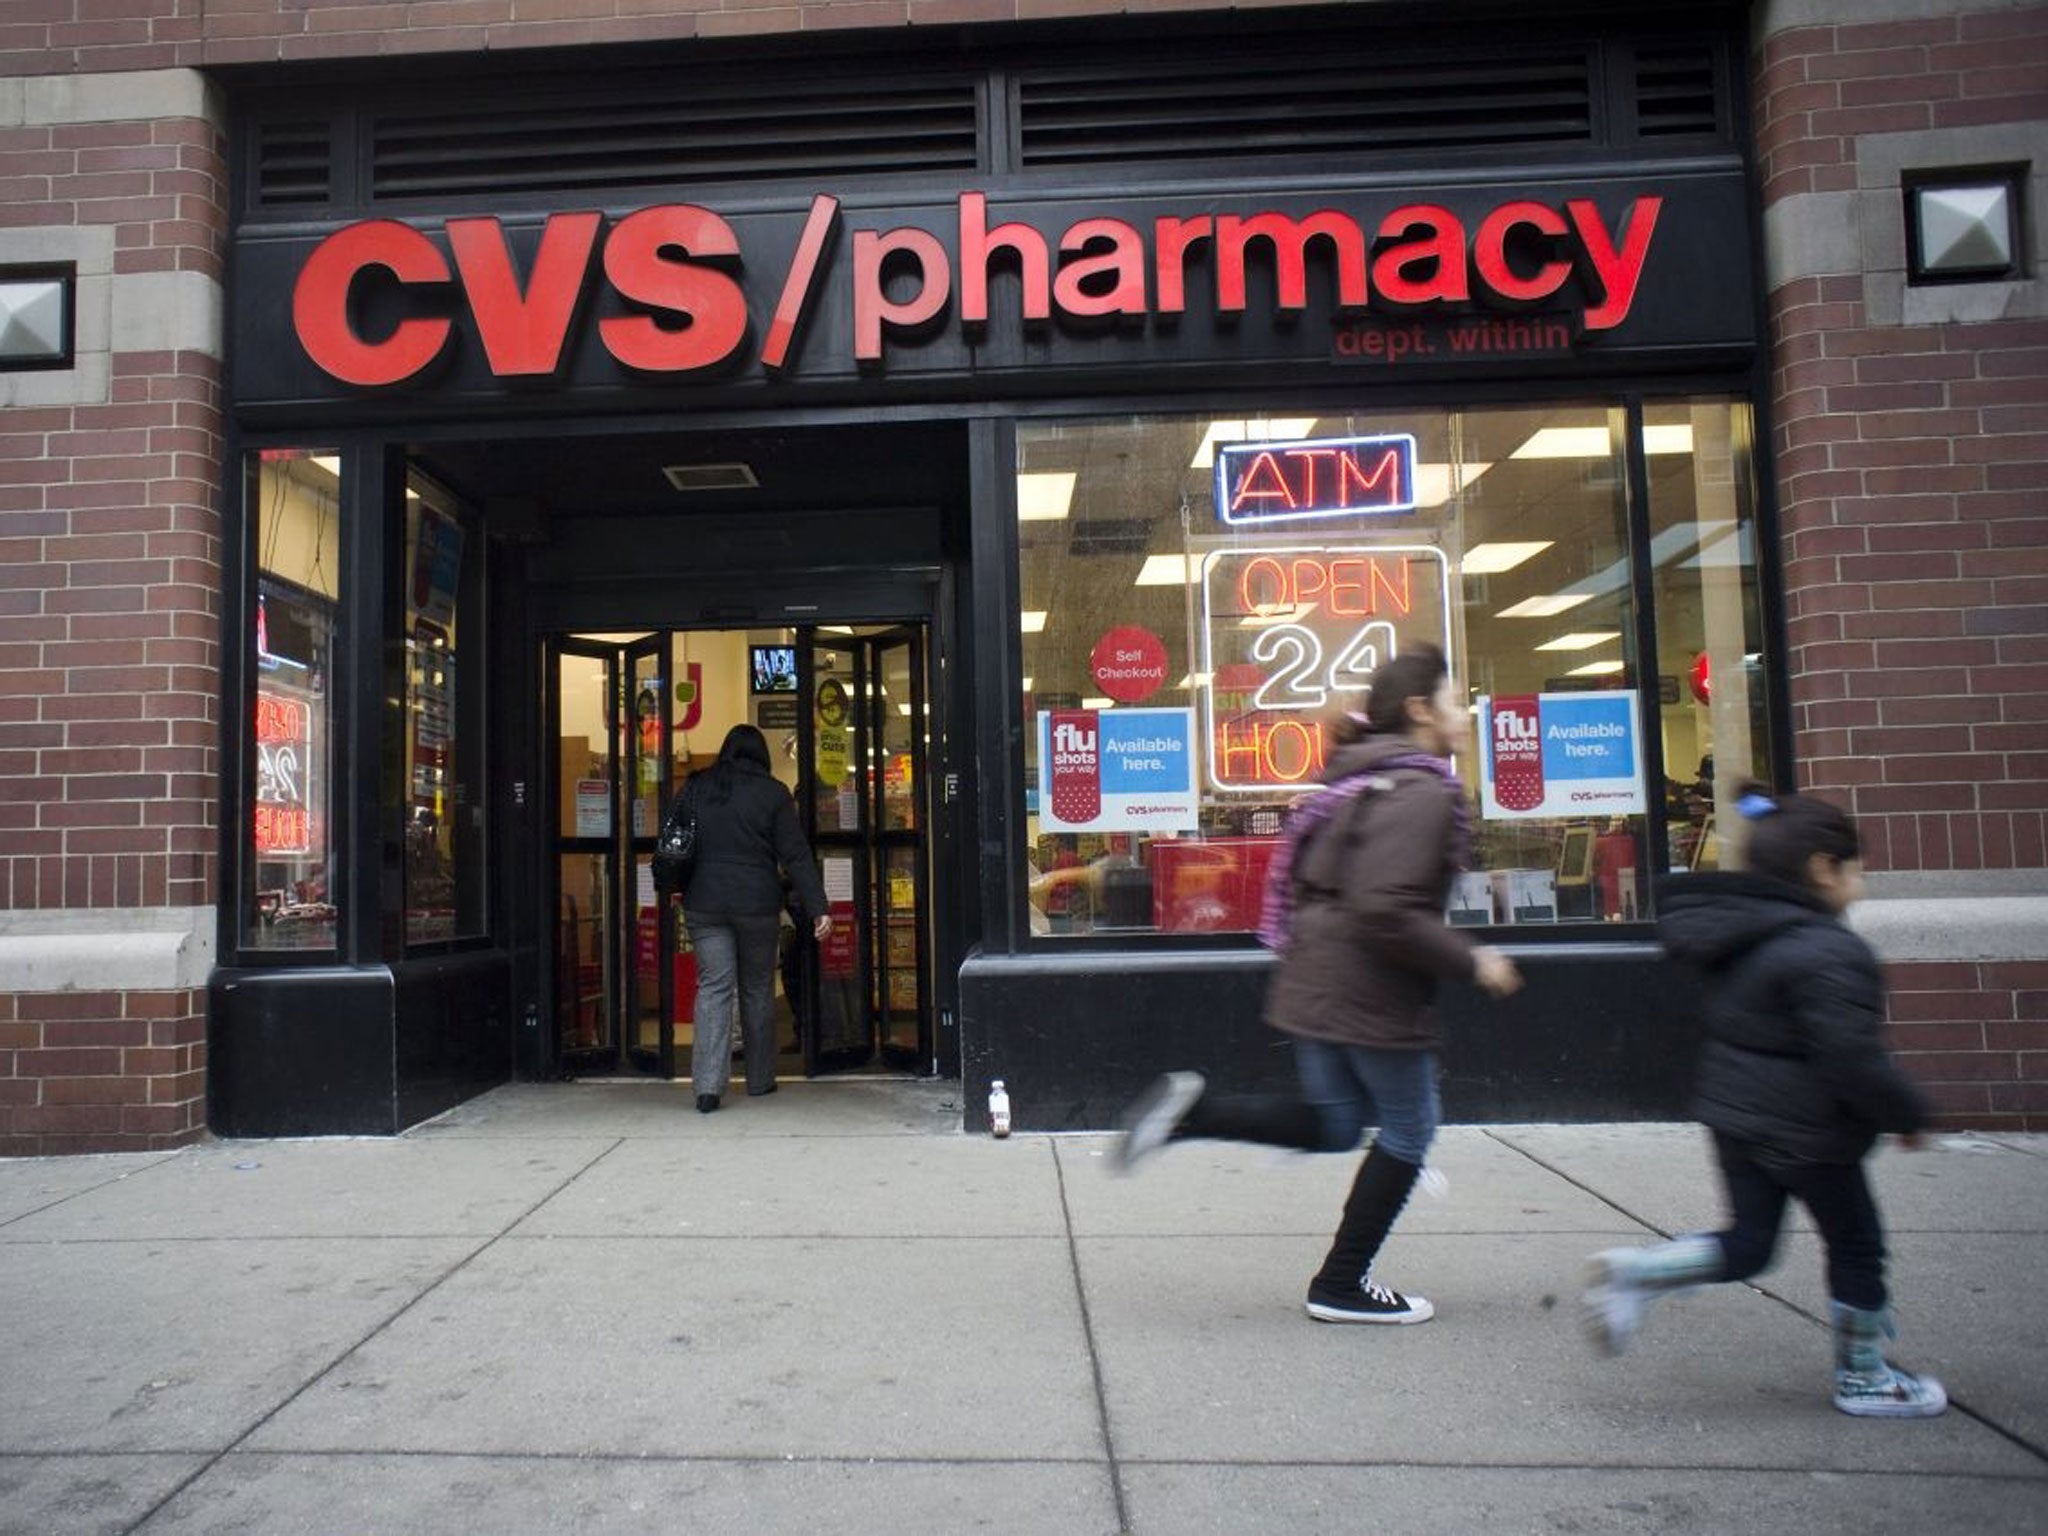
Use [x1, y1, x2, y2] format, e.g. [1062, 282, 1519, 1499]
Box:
[1116, 644, 1521, 1324]
[1581, 785, 1945, 1417]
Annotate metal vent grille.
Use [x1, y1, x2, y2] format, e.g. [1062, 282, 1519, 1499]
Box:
[1017, 48, 1595, 168]
[1634, 44, 1720, 138]
[1068, 518, 1154, 556]
[253, 121, 331, 207]
[369, 79, 979, 201]
[664, 463, 760, 492]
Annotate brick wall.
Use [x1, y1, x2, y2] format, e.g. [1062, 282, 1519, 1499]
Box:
[0, 986, 207, 1155]
[1756, 4, 2048, 875]
[1887, 959, 2048, 1133]
[2, 0, 1187, 75]
[0, 73, 227, 1153]
[1756, 0, 2048, 1133]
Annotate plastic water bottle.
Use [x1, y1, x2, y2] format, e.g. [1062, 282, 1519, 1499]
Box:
[988, 1079, 1011, 1139]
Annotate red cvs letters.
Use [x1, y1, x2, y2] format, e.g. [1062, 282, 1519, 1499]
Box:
[292, 208, 748, 388]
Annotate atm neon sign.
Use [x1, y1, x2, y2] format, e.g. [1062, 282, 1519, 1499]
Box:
[1216, 434, 1415, 525]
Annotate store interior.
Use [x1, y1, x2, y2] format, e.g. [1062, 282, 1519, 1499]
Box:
[1016, 400, 1770, 935]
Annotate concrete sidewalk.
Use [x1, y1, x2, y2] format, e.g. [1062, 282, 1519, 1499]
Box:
[2, 1080, 2043, 1535]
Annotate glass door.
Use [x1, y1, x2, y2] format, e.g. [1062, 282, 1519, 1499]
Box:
[873, 628, 929, 1069]
[551, 638, 622, 1074]
[805, 634, 874, 1071]
[549, 632, 673, 1077]
[798, 626, 933, 1075]
[623, 634, 674, 1076]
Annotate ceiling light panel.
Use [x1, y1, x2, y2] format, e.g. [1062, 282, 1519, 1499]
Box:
[1495, 593, 1595, 619]
[1567, 659, 1628, 676]
[1135, 554, 1191, 586]
[1190, 418, 1318, 469]
[1016, 471, 1076, 521]
[1510, 424, 1693, 460]
[1460, 541, 1552, 575]
[1534, 631, 1623, 651]
[1411, 460, 1492, 508]
[1020, 611, 1047, 633]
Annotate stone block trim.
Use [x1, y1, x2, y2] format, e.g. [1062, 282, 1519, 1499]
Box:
[1885, 958, 2048, 1131]
[0, 986, 207, 1154]
[1755, 3, 2048, 874]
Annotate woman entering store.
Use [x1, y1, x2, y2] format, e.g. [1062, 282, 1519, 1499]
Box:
[678, 724, 832, 1112]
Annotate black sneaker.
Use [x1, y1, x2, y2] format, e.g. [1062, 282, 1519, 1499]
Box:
[1112, 1071, 1204, 1173]
[696, 1094, 719, 1114]
[1305, 1278, 1435, 1325]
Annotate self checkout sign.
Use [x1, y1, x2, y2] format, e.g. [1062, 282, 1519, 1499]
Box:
[1215, 434, 1417, 526]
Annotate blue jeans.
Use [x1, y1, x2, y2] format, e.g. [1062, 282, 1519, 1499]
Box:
[685, 911, 782, 1098]
[1292, 1039, 1441, 1165]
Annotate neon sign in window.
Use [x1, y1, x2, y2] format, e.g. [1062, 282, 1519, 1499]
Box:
[1199, 545, 1452, 791]
[1214, 433, 1417, 526]
[255, 687, 314, 855]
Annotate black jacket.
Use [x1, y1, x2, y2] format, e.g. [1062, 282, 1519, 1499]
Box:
[678, 760, 829, 923]
[1658, 872, 1928, 1165]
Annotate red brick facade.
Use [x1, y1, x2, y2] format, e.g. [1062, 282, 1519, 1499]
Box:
[2, 2, 2042, 1147]
[0, 985, 206, 1155]
[0, 76, 226, 1153]
[1757, 8, 2048, 871]
[1888, 959, 2048, 1130]
[1755, 3, 2047, 1130]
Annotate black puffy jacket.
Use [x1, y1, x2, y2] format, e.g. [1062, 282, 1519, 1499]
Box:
[1658, 872, 1928, 1166]
[678, 760, 829, 923]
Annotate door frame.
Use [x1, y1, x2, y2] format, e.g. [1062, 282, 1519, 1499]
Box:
[796, 623, 935, 1075]
[547, 635, 630, 1077]
[536, 594, 955, 1085]
[622, 631, 674, 1078]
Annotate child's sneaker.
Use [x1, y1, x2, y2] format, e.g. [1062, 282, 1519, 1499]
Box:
[1579, 1235, 1721, 1356]
[1581, 1251, 1648, 1356]
[1112, 1072, 1203, 1173]
[1832, 1301, 1947, 1418]
[1305, 1276, 1434, 1325]
[1834, 1365, 1948, 1418]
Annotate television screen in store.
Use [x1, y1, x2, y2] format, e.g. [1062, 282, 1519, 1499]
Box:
[750, 644, 797, 694]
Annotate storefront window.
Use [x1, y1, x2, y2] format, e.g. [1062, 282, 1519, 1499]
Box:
[1016, 403, 1766, 938]
[243, 449, 340, 952]
[1642, 399, 1772, 874]
[403, 470, 487, 945]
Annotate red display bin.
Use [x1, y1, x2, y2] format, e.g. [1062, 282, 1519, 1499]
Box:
[1150, 836, 1281, 933]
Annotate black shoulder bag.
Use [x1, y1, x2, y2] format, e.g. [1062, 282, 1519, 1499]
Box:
[651, 778, 700, 896]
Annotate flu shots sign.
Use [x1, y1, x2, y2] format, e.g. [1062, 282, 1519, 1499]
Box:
[1480, 691, 1645, 819]
[1037, 707, 1199, 833]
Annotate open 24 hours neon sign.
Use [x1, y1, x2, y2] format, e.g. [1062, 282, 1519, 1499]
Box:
[1199, 544, 1452, 792]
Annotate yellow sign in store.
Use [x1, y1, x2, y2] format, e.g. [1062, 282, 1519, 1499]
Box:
[816, 723, 849, 786]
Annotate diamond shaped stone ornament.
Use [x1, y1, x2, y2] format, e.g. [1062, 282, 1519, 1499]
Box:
[0, 278, 68, 361]
[1916, 184, 2014, 273]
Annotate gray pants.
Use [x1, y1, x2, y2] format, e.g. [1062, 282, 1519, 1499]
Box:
[685, 911, 782, 1098]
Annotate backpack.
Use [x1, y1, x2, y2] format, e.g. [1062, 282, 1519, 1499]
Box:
[1255, 771, 1389, 950]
